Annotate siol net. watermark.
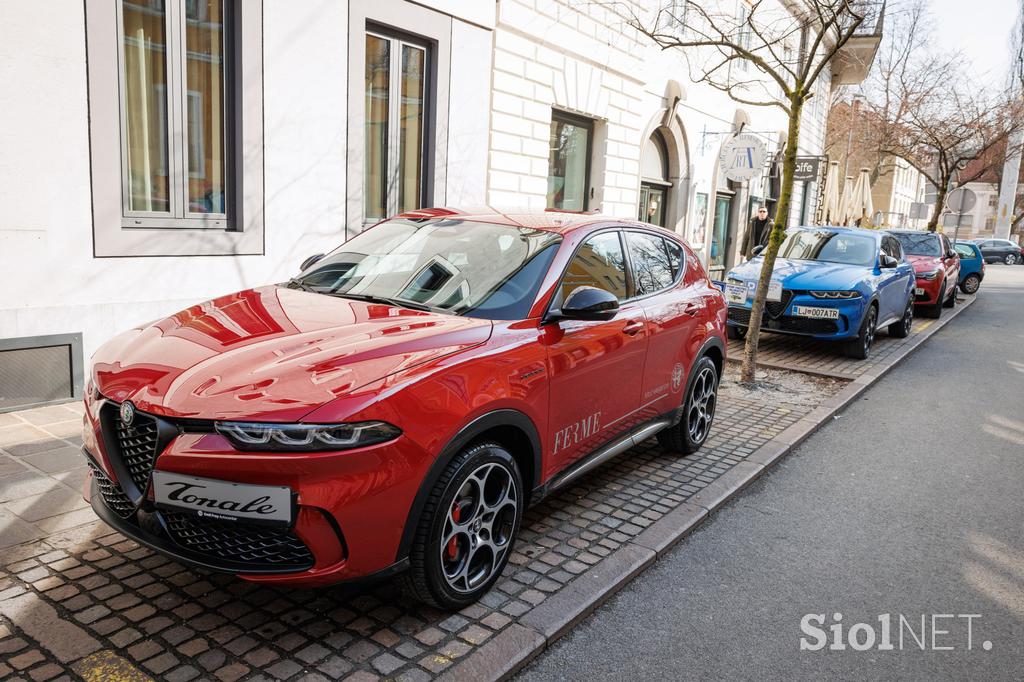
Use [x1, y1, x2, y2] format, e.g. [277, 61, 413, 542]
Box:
[800, 613, 992, 652]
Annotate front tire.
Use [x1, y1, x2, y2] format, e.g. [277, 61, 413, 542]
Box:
[1005, 253, 1019, 265]
[658, 356, 719, 455]
[400, 443, 522, 609]
[960, 273, 981, 294]
[888, 300, 913, 338]
[844, 304, 877, 359]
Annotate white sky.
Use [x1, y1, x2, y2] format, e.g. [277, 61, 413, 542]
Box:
[929, 0, 1018, 85]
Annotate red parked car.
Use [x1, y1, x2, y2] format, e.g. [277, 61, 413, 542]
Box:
[889, 230, 960, 318]
[82, 209, 727, 608]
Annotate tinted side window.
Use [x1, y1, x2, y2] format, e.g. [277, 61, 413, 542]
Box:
[559, 232, 628, 302]
[626, 232, 674, 295]
[664, 239, 683, 279]
[954, 244, 975, 258]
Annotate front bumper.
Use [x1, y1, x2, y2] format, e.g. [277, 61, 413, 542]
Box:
[81, 396, 431, 586]
[912, 275, 944, 304]
[727, 292, 866, 340]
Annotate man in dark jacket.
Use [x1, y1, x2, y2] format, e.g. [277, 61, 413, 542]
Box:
[742, 205, 773, 260]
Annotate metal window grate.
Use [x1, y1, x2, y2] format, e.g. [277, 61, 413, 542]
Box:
[0, 333, 82, 413]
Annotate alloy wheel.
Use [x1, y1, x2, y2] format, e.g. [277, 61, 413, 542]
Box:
[864, 308, 877, 355]
[687, 365, 718, 444]
[439, 462, 518, 593]
[964, 275, 980, 294]
[903, 303, 913, 335]
[1006, 254, 1018, 265]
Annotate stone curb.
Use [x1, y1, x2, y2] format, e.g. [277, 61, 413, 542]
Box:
[446, 294, 977, 681]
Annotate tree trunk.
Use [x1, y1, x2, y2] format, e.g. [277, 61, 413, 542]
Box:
[740, 96, 803, 383]
[926, 178, 949, 232]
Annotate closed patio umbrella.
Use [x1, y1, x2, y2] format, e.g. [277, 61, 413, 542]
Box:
[850, 168, 874, 227]
[837, 175, 855, 226]
[821, 161, 840, 224]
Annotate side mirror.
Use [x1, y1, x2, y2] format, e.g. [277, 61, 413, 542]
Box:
[751, 245, 766, 257]
[555, 286, 620, 322]
[946, 250, 958, 259]
[879, 254, 898, 269]
[300, 253, 325, 271]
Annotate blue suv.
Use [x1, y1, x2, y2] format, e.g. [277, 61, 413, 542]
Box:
[725, 227, 916, 359]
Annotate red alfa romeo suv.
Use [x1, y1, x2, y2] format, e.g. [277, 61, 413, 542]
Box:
[82, 209, 727, 608]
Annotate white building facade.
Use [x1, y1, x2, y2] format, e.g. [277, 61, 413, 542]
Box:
[0, 0, 878, 410]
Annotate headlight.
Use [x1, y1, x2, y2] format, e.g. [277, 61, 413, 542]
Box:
[215, 421, 401, 452]
[917, 270, 940, 280]
[809, 291, 861, 299]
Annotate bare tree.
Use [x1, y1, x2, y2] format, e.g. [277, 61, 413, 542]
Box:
[609, 0, 871, 383]
[857, 0, 1024, 230]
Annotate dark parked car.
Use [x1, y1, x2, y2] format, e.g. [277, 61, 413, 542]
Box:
[973, 238, 1024, 265]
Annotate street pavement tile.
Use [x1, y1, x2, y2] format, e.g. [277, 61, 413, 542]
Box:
[0, 472, 66, 505]
[0, 454, 28, 477]
[15, 405, 81, 427]
[22, 447, 83, 474]
[0, 424, 52, 450]
[3, 487, 89, 522]
[0, 365, 831, 680]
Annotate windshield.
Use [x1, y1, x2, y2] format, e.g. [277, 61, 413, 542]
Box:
[292, 218, 561, 320]
[893, 232, 941, 257]
[777, 231, 878, 267]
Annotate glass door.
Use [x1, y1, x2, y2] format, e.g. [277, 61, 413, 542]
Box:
[710, 194, 732, 268]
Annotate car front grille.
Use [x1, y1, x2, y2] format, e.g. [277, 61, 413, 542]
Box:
[765, 289, 795, 319]
[87, 460, 135, 518]
[162, 511, 315, 569]
[112, 408, 161, 491]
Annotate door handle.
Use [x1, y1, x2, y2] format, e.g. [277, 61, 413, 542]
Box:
[622, 320, 645, 336]
[683, 303, 700, 316]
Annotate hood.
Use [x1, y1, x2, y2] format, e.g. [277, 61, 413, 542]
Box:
[727, 257, 867, 291]
[906, 254, 942, 272]
[91, 286, 492, 421]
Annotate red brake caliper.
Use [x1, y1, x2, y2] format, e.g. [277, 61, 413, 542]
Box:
[446, 500, 464, 560]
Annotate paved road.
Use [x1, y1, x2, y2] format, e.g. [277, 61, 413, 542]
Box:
[521, 265, 1024, 681]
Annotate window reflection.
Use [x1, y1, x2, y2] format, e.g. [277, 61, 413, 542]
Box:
[365, 35, 390, 221]
[185, 0, 226, 213]
[547, 114, 593, 211]
[123, 0, 170, 213]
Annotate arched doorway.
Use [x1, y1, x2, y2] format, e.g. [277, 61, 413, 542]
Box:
[639, 131, 671, 227]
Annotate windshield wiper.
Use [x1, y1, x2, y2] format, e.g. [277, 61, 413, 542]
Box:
[285, 277, 316, 292]
[330, 293, 446, 314]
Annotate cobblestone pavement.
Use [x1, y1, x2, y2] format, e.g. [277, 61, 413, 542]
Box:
[726, 293, 974, 379]
[0, 364, 833, 682]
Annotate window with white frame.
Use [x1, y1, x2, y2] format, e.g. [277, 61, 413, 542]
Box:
[117, 0, 231, 227]
[364, 31, 429, 223]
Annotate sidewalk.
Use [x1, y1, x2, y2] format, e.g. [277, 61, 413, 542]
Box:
[0, 294, 975, 681]
[0, 403, 91, 549]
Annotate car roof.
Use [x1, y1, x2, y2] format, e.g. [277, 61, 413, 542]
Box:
[388, 207, 664, 235]
[886, 228, 939, 236]
[791, 225, 882, 238]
